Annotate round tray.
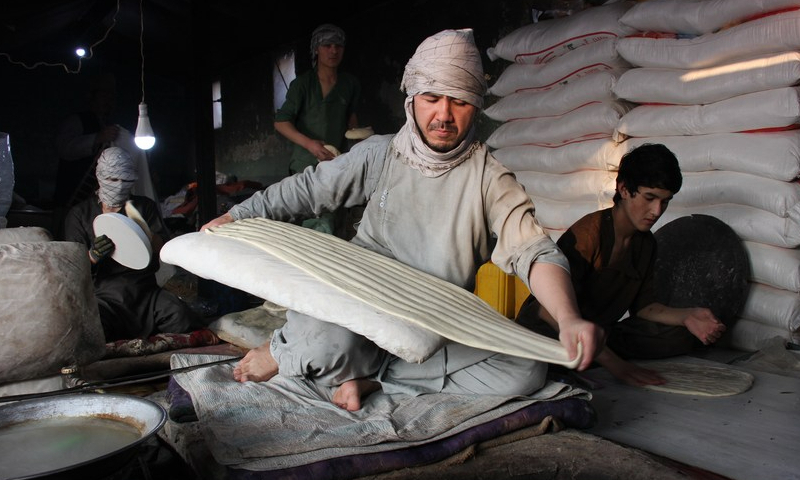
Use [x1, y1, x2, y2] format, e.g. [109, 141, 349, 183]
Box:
[93, 212, 152, 270]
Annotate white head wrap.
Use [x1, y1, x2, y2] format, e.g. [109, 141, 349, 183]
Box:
[400, 28, 486, 109]
[310, 24, 346, 68]
[392, 29, 486, 178]
[96, 147, 137, 207]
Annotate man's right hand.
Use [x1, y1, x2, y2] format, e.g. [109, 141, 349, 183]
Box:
[89, 234, 115, 263]
[307, 139, 335, 161]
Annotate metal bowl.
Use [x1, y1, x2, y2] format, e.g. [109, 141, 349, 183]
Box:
[0, 392, 167, 480]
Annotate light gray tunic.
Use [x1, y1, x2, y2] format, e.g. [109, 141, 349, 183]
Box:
[229, 134, 567, 291]
[228, 135, 568, 395]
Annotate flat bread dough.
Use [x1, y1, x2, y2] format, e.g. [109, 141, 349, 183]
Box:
[124, 200, 153, 241]
[323, 144, 341, 156]
[639, 361, 755, 397]
[177, 218, 582, 367]
[345, 126, 375, 140]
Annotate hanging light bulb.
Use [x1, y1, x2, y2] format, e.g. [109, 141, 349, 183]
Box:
[134, 0, 155, 150]
[134, 103, 155, 149]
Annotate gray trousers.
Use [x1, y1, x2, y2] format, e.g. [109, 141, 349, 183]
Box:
[270, 310, 548, 397]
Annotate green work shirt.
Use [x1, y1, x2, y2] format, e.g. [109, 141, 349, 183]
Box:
[275, 69, 361, 174]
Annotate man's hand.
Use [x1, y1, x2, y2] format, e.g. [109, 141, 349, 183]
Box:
[557, 316, 605, 371]
[307, 139, 335, 162]
[684, 307, 726, 344]
[597, 347, 666, 386]
[527, 262, 604, 371]
[200, 212, 234, 231]
[89, 234, 115, 263]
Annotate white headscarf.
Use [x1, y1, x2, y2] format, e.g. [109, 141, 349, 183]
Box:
[392, 29, 487, 178]
[96, 147, 138, 207]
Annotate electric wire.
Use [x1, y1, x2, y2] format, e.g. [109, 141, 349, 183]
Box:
[0, 0, 122, 73]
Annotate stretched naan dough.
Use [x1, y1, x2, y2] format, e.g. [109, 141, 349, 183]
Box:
[125, 200, 153, 241]
[323, 144, 341, 156]
[161, 217, 581, 367]
[345, 126, 375, 140]
[639, 361, 755, 397]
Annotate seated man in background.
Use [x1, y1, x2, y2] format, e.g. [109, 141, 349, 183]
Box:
[64, 146, 202, 341]
[517, 143, 726, 386]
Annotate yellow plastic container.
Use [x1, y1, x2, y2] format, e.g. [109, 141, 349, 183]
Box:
[473, 262, 528, 319]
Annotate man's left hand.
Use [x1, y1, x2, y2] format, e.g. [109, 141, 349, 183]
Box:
[89, 234, 115, 263]
[558, 317, 605, 371]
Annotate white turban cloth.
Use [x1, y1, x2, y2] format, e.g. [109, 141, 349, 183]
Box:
[96, 146, 138, 207]
[392, 29, 486, 178]
[400, 28, 486, 109]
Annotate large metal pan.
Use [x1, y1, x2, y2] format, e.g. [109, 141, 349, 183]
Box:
[0, 392, 167, 480]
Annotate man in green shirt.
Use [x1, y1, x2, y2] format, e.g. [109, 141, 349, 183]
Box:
[274, 23, 361, 236]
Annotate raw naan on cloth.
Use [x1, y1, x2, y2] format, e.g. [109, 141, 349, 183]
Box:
[169, 353, 591, 470]
[636, 361, 755, 397]
[160, 217, 581, 367]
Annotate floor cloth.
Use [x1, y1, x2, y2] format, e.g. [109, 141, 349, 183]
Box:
[167, 353, 594, 478]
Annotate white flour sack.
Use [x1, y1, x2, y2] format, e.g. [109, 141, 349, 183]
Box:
[620, 132, 800, 182]
[619, 0, 800, 35]
[0, 242, 106, 383]
[673, 171, 800, 221]
[614, 87, 800, 140]
[491, 138, 620, 174]
[0, 226, 52, 244]
[655, 204, 800, 248]
[744, 240, 800, 292]
[723, 318, 794, 351]
[488, 101, 631, 149]
[528, 195, 611, 231]
[485, 70, 618, 122]
[515, 170, 616, 203]
[613, 51, 800, 105]
[488, 39, 629, 97]
[616, 8, 800, 69]
[487, 1, 636, 63]
[739, 282, 800, 339]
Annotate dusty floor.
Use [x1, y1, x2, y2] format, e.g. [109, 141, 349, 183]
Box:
[358, 429, 728, 480]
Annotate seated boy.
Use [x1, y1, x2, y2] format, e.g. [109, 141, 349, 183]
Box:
[517, 144, 726, 386]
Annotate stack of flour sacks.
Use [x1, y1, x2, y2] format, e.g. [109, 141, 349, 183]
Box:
[484, 0, 800, 351]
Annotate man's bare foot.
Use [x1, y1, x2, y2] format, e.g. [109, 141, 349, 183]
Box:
[332, 378, 381, 411]
[233, 343, 278, 382]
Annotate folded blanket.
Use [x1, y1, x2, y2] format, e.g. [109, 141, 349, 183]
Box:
[166, 376, 198, 423]
[170, 354, 591, 472]
[104, 329, 220, 358]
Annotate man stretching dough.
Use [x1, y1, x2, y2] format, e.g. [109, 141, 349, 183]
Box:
[202, 29, 602, 411]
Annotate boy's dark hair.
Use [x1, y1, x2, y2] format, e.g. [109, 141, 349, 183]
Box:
[613, 143, 682, 204]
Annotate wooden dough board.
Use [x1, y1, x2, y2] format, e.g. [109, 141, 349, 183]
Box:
[582, 355, 800, 480]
